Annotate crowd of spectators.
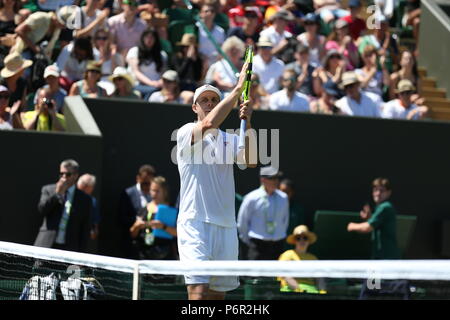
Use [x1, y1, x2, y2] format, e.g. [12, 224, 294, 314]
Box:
[0, 0, 427, 132]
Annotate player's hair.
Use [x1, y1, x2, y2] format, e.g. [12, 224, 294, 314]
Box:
[372, 177, 391, 190]
[138, 164, 156, 177]
[151, 176, 170, 204]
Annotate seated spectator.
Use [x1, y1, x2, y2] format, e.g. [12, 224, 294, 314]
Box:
[22, 87, 66, 131]
[69, 60, 107, 98]
[57, 37, 97, 90]
[228, 1, 263, 29]
[335, 71, 381, 117]
[148, 70, 193, 104]
[198, 1, 226, 68]
[382, 80, 428, 120]
[341, 0, 366, 41]
[208, 36, 245, 95]
[0, 85, 22, 129]
[129, 176, 178, 260]
[312, 50, 345, 96]
[389, 50, 423, 105]
[357, 15, 398, 73]
[33, 65, 67, 113]
[249, 73, 270, 110]
[310, 80, 343, 114]
[126, 28, 168, 100]
[171, 34, 203, 92]
[297, 13, 325, 68]
[278, 225, 326, 293]
[94, 28, 125, 95]
[355, 45, 389, 98]
[77, 173, 101, 241]
[0, 0, 21, 69]
[285, 43, 315, 97]
[269, 68, 310, 113]
[325, 19, 360, 70]
[108, 0, 147, 58]
[259, 9, 294, 57]
[253, 36, 285, 94]
[227, 6, 261, 46]
[109, 66, 140, 99]
[0, 52, 31, 106]
[74, 0, 109, 39]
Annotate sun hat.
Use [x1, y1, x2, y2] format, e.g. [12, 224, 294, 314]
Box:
[85, 60, 102, 73]
[0, 52, 33, 78]
[286, 225, 317, 245]
[176, 33, 197, 47]
[56, 5, 82, 30]
[341, 71, 360, 88]
[256, 36, 273, 47]
[109, 66, 135, 87]
[162, 70, 179, 82]
[396, 79, 416, 93]
[43, 65, 60, 79]
[193, 84, 221, 104]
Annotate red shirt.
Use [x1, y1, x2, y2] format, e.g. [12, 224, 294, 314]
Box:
[342, 15, 367, 40]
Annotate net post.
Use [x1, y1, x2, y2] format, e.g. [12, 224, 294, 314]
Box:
[132, 262, 140, 300]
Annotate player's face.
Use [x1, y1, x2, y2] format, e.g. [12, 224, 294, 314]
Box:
[372, 186, 391, 204]
[193, 91, 220, 120]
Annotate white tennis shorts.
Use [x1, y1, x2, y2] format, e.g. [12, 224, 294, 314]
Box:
[177, 218, 239, 292]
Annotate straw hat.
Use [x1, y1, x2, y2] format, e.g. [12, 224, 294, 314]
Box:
[0, 52, 33, 78]
[256, 36, 273, 48]
[396, 79, 416, 93]
[109, 66, 135, 87]
[286, 225, 317, 245]
[85, 60, 102, 73]
[340, 71, 360, 88]
[176, 33, 197, 47]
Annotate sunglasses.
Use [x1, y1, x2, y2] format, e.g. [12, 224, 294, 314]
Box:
[0, 94, 10, 99]
[88, 69, 101, 74]
[59, 172, 73, 178]
[96, 36, 108, 41]
[245, 14, 258, 18]
[399, 91, 413, 95]
[282, 77, 296, 82]
[295, 235, 309, 241]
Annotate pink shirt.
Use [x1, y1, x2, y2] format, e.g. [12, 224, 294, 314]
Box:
[108, 13, 147, 54]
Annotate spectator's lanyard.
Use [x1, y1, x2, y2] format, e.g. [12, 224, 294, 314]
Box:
[144, 203, 157, 246]
[262, 188, 277, 235]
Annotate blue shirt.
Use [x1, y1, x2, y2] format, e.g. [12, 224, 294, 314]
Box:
[237, 186, 290, 243]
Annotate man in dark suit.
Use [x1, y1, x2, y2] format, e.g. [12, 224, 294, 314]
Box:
[118, 164, 155, 258]
[34, 159, 92, 253]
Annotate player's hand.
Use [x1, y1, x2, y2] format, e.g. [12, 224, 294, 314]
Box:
[239, 99, 252, 122]
[236, 60, 250, 94]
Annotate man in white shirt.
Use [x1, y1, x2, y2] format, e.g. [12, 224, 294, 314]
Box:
[259, 9, 294, 56]
[335, 71, 382, 118]
[253, 36, 285, 94]
[176, 62, 257, 300]
[382, 79, 428, 120]
[197, 3, 226, 68]
[269, 69, 311, 113]
[237, 166, 289, 260]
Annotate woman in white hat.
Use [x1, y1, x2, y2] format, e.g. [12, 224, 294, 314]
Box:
[0, 51, 32, 106]
[278, 225, 326, 293]
[108, 66, 140, 99]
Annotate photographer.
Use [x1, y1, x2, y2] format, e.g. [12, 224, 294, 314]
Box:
[22, 87, 66, 132]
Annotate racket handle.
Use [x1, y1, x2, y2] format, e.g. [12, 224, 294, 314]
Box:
[238, 118, 247, 150]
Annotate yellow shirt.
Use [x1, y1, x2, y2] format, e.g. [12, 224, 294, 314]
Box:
[23, 111, 66, 131]
[278, 250, 318, 287]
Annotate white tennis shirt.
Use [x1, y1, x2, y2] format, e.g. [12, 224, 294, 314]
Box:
[176, 122, 239, 228]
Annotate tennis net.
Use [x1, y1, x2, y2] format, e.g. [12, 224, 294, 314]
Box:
[1, 241, 450, 300]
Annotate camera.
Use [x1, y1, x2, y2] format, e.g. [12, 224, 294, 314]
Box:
[42, 97, 54, 109]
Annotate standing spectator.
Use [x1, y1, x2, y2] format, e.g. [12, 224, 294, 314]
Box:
[77, 173, 100, 241]
[279, 225, 325, 293]
[149, 70, 193, 104]
[335, 71, 381, 117]
[355, 45, 389, 99]
[74, 0, 109, 39]
[227, 6, 261, 46]
[259, 9, 294, 57]
[325, 19, 360, 70]
[171, 33, 203, 92]
[341, 0, 366, 41]
[108, 0, 147, 58]
[197, 1, 226, 68]
[0, 85, 22, 129]
[382, 80, 428, 120]
[0, 52, 31, 106]
[108, 66, 140, 99]
[33, 159, 92, 253]
[312, 50, 345, 96]
[269, 68, 310, 113]
[253, 36, 285, 94]
[118, 164, 155, 258]
[126, 28, 167, 100]
[285, 43, 316, 96]
[22, 87, 66, 131]
[129, 176, 178, 260]
[93, 28, 125, 95]
[297, 13, 325, 68]
[68, 60, 107, 98]
[237, 166, 290, 260]
[310, 80, 342, 114]
[33, 65, 67, 113]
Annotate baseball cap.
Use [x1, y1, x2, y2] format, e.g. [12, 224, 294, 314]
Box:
[303, 12, 318, 24]
[260, 166, 283, 178]
[193, 84, 221, 104]
[43, 65, 60, 78]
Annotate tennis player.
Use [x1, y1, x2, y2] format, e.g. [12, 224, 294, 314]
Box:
[176, 61, 257, 300]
